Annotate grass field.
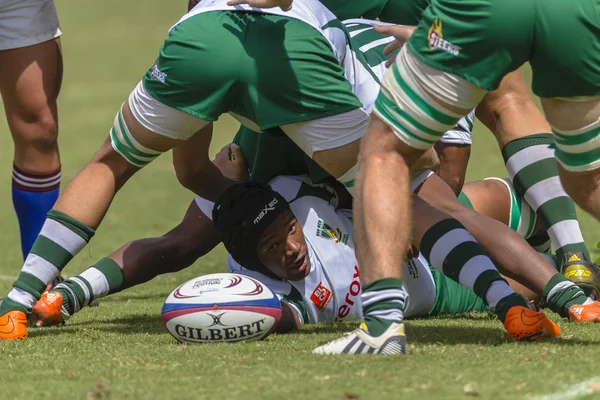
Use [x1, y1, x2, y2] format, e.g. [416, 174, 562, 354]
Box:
[2, 1, 600, 399]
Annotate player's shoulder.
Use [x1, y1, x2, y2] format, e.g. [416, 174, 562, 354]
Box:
[267, 175, 310, 202]
[268, 175, 338, 206]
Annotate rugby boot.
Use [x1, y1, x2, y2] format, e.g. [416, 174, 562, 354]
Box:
[561, 252, 600, 299]
[313, 322, 406, 355]
[503, 306, 560, 341]
[0, 310, 28, 340]
[29, 291, 69, 327]
[568, 298, 600, 322]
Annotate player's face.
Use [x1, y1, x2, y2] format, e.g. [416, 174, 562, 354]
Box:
[257, 210, 311, 281]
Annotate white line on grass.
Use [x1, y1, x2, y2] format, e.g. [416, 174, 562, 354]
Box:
[537, 376, 600, 400]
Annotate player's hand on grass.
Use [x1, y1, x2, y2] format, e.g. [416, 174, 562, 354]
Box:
[213, 143, 249, 183]
[373, 24, 417, 68]
[226, 0, 292, 11]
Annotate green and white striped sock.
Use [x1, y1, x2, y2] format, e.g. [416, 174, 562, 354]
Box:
[361, 278, 406, 337]
[502, 134, 589, 261]
[55, 258, 124, 315]
[1, 210, 94, 315]
[420, 218, 528, 322]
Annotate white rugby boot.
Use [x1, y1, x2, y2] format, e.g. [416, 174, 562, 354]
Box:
[313, 322, 406, 355]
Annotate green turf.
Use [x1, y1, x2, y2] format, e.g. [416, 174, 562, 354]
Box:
[1, 1, 600, 399]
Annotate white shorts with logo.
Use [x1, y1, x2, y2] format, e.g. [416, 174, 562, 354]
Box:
[0, 0, 62, 51]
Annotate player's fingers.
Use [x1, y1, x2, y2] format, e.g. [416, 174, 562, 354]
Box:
[226, 0, 247, 6]
[373, 24, 396, 36]
[383, 40, 402, 56]
[229, 143, 245, 163]
[385, 53, 398, 68]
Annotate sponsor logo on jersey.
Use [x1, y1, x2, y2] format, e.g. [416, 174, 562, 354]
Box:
[254, 198, 278, 224]
[337, 265, 361, 320]
[150, 62, 167, 83]
[310, 282, 332, 311]
[428, 18, 461, 56]
[316, 219, 349, 245]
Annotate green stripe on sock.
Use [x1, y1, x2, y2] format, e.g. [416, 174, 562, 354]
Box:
[543, 273, 587, 317]
[47, 210, 95, 242]
[30, 235, 73, 270]
[94, 258, 125, 294]
[442, 241, 484, 283]
[419, 218, 464, 261]
[556, 244, 589, 261]
[501, 133, 553, 160]
[79, 276, 94, 303]
[0, 298, 30, 315]
[55, 288, 75, 315]
[511, 158, 557, 196]
[472, 269, 506, 303]
[494, 293, 528, 322]
[363, 301, 405, 316]
[536, 196, 578, 228]
[362, 278, 404, 292]
[12, 272, 46, 300]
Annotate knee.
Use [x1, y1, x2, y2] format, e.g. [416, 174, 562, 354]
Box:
[13, 109, 59, 154]
[560, 168, 600, 212]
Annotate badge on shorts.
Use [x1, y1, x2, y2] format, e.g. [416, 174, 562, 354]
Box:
[428, 18, 461, 56]
[310, 282, 332, 311]
[150, 62, 167, 83]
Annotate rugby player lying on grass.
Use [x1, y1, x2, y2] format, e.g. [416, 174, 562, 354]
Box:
[32, 137, 600, 339]
[210, 178, 491, 336]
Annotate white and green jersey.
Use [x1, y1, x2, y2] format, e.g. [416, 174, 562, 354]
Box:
[225, 175, 438, 325]
[343, 19, 474, 145]
[181, 0, 348, 63]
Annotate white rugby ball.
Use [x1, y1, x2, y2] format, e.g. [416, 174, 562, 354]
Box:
[162, 273, 282, 344]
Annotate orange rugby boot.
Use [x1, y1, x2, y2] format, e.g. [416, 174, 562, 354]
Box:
[503, 306, 560, 341]
[30, 291, 68, 327]
[0, 310, 28, 340]
[568, 298, 600, 322]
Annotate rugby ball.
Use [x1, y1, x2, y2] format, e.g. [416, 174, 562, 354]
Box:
[162, 273, 282, 344]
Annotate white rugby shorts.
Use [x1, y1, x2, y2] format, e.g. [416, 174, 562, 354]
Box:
[0, 0, 62, 51]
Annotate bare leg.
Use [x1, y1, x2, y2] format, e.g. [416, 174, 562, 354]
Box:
[115, 201, 219, 290]
[417, 174, 557, 294]
[0, 39, 62, 173]
[476, 69, 551, 147]
[355, 115, 416, 285]
[542, 98, 600, 220]
[0, 39, 63, 257]
[434, 142, 471, 195]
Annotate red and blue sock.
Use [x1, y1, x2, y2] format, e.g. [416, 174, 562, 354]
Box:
[12, 165, 61, 258]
